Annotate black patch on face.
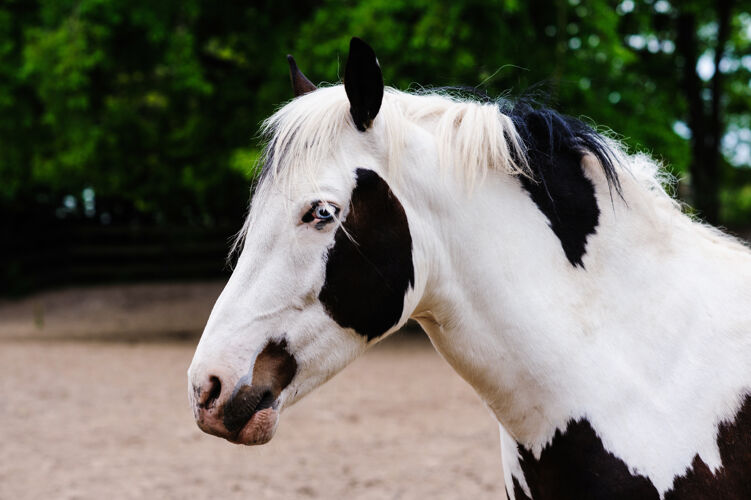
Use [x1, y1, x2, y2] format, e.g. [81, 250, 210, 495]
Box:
[505, 103, 621, 268]
[319, 168, 414, 340]
[513, 394, 751, 499]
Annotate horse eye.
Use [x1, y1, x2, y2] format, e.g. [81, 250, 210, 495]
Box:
[302, 202, 339, 225]
[314, 204, 334, 220]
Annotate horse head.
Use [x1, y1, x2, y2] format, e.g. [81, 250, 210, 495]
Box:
[187, 38, 423, 445]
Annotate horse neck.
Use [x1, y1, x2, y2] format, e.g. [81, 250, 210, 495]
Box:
[409, 154, 751, 448]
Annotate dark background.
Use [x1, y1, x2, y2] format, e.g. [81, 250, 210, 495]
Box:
[2, 0, 750, 295]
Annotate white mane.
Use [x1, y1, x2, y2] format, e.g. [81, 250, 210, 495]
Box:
[259, 85, 531, 189]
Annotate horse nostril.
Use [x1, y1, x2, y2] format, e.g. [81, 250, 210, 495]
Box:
[198, 375, 222, 409]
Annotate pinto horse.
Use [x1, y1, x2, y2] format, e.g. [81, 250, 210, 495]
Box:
[188, 38, 751, 499]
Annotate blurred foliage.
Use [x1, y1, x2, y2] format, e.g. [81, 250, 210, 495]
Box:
[0, 0, 319, 227]
[0, 1, 749, 258]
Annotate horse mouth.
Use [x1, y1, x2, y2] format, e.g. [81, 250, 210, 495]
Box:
[222, 387, 281, 445]
[226, 405, 280, 445]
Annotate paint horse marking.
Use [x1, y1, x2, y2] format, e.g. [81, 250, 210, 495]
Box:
[188, 37, 751, 500]
[508, 395, 751, 499]
[319, 168, 415, 341]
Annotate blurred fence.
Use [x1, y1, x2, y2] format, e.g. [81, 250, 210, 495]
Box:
[3, 223, 233, 296]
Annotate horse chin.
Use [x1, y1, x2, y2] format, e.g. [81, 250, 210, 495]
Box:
[228, 407, 280, 446]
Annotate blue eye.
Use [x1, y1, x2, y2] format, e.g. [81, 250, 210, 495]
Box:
[314, 204, 334, 220]
[302, 202, 340, 225]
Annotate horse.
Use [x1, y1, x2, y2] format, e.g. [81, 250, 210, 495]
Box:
[187, 38, 751, 499]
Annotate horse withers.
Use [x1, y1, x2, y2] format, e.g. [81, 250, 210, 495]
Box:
[188, 38, 751, 499]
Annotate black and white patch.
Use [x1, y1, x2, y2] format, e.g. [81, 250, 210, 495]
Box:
[514, 418, 659, 500]
[505, 103, 620, 267]
[319, 168, 414, 340]
[512, 393, 751, 500]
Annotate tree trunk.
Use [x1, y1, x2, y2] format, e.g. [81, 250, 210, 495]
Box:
[708, 0, 733, 223]
[676, 2, 733, 224]
[676, 12, 709, 220]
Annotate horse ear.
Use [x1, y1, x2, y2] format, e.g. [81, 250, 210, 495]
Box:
[344, 37, 384, 132]
[287, 55, 317, 97]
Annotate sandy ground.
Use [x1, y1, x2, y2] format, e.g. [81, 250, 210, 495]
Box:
[0, 283, 506, 499]
[0, 282, 226, 342]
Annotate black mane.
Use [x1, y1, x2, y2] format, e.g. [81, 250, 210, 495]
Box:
[500, 98, 621, 267]
[501, 99, 622, 197]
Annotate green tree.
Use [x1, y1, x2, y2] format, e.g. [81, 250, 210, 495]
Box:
[1, 0, 750, 294]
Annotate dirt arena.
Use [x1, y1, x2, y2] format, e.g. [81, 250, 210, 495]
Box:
[0, 282, 506, 499]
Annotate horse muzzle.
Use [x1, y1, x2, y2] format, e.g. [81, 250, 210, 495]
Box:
[189, 338, 297, 445]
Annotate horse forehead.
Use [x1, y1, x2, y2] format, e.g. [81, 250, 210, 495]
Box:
[260, 158, 365, 205]
[295, 165, 360, 199]
[261, 119, 383, 192]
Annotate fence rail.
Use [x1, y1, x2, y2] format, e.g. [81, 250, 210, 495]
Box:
[3, 223, 235, 296]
